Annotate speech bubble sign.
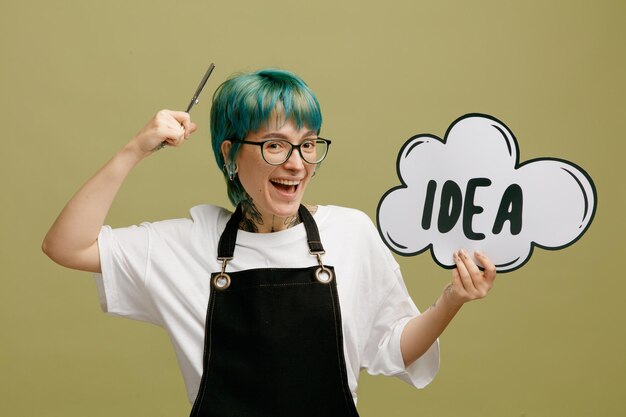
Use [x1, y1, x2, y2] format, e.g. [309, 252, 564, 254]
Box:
[376, 114, 597, 273]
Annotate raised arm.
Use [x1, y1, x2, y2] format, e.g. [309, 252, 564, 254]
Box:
[42, 110, 197, 273]
[400, 250, 497, 367]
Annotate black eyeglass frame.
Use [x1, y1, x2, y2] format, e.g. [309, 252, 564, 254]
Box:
[228, 138, 332, 166]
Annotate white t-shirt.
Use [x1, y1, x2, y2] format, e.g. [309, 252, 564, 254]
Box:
[94, 204, 439, 404]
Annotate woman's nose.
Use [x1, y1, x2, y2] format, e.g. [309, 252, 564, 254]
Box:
[282, 148, 305, 170]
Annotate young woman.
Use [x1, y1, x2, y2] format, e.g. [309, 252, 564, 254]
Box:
[43, 68, 496, 416]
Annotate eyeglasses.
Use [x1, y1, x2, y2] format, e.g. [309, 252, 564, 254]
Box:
[229, 138, 331, 165]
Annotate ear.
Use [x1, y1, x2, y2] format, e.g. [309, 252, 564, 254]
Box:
[220, 140, 233, 165]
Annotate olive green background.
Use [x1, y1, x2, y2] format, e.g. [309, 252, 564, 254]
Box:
[1, 0, 624, 416]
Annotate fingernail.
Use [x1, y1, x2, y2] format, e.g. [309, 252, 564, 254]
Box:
[475, 250, 483, 257]
[461, 249, 468, 257]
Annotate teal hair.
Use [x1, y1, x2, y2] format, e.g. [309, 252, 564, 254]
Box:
[210, 68, 322, 206]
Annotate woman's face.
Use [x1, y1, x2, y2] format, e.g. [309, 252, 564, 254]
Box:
[222, 117, 318, 226]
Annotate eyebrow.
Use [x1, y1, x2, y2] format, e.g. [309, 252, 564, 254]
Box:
[259, 130, 318, 140]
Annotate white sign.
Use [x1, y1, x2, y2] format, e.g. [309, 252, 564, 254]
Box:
[376, 114, 597, 272]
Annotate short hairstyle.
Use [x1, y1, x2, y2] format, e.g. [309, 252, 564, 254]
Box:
[210, 68, 323, 206]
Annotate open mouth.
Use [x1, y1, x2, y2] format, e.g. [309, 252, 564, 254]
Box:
[270, 178, 300, 194]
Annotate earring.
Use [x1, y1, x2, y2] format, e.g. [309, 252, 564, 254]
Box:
[225, 162, 239, 181]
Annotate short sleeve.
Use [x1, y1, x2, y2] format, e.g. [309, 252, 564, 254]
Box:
[360, 268, 440, 389]
[93, 223, 162, 325]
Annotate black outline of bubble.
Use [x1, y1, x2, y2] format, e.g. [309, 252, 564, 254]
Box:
[376, 113, 598, 273]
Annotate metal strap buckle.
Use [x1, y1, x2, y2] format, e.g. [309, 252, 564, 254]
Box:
[213, 257, 232, 290]
[309, 250, 334, 284]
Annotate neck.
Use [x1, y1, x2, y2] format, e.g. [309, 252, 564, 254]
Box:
[238, 200, 317, 233]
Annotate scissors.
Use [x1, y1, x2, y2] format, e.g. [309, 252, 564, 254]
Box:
[152, 63, 216, 151]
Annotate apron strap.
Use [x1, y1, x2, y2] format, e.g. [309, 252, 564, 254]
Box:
[298, 205, 325, 254]
[217, 204, 243, 259]
[217, 204, 325, 259]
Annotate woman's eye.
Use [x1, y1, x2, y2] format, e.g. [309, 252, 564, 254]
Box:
[301, 140, 316, 152]
[264, 141, 287, 153]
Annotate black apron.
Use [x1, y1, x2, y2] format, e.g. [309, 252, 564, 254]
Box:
[189, 204, 360, 417]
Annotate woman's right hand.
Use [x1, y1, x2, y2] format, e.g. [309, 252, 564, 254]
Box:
[127, 109, 198, 158]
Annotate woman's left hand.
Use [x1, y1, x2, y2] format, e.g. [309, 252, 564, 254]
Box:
[445, 249, 497, 308]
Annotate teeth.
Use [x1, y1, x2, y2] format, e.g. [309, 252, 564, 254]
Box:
[271, 179, 300, 186]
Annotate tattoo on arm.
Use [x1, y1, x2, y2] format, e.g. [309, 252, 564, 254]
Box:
[445, 284, 453, 298]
